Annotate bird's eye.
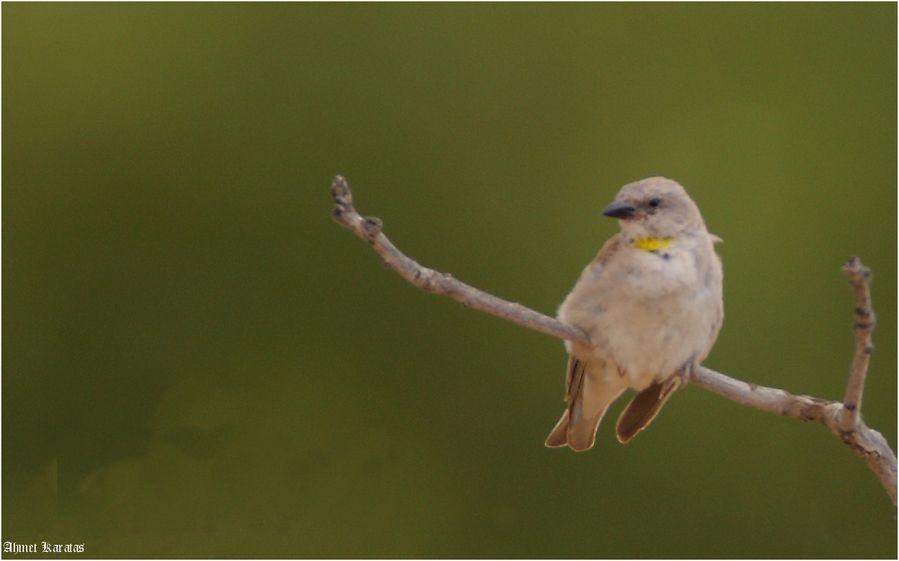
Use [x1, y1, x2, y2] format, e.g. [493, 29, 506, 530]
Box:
[648, 197, 662, 208]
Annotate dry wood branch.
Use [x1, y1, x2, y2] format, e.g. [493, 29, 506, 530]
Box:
[329, 175, 897, 507]
[841, 257, 875, 430]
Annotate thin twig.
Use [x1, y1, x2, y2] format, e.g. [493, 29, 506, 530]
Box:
[840, 257, 875, 430]
[329, 175, 897, 507]
[330, 175, 584, 342]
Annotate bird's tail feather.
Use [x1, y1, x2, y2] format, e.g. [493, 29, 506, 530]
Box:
[545, 358, 626, 451]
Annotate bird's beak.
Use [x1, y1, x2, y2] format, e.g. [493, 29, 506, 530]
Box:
[602, 201, 636, 220]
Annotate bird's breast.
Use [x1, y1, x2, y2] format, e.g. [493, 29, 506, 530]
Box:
[558, 244, 720, 388]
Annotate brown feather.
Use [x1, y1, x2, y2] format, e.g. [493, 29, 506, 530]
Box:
[545, 357, 585, 448]
[615, 376, 681, 444]
[591, 234, 624, 268]
[544, 410, 569, 447]
[565, 356, 586, 403]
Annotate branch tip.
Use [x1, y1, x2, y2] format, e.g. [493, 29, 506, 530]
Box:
[330, 175, 354, 213]
[362, 216, 383, 240]
[842, 256, 872, 282]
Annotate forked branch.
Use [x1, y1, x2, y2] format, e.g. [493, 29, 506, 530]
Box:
[329, 175, 896, 507]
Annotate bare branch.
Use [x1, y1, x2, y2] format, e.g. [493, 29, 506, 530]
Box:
[840, 257, 875, 430]
[691, 366, 896, 507]
[330, 175, 897, 507]
[330, 175, 585, 343]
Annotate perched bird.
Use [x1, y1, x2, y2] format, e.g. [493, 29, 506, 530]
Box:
[546, 177, 723, 451]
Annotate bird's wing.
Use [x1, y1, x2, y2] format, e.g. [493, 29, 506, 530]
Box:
[615, 375, 681, 443]
[565, 355, 586, 403]
[544, 356, 585, 447]
[591, 233, 625, 269]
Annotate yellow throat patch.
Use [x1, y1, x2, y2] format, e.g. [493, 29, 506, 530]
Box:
[633, 237, 673, 252]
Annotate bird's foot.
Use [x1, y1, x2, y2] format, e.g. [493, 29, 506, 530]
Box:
[676, 357, 697, 388]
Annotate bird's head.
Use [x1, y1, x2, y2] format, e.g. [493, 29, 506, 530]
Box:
[602, 177, 706, 239]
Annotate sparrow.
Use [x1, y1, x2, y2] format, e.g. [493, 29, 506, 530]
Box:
[546, 177, 723, 451]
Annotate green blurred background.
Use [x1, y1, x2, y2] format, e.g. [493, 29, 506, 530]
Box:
[4, 3, 896, 558]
